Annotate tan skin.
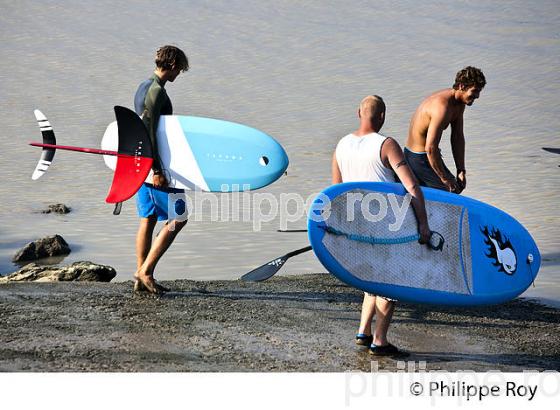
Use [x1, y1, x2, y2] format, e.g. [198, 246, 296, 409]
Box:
[406, 86, 482, 193]
[332, 105, 431, 346]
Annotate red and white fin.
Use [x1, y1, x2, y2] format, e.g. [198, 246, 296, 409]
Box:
[104, 106, 154, 203]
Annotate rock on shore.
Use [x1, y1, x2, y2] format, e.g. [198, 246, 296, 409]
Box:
[0, 261, 116, 283]
[12, 235, 71, 262]
[40, 204, 71, 214]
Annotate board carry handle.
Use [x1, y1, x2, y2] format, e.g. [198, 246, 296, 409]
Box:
[318, 225, 445, 251]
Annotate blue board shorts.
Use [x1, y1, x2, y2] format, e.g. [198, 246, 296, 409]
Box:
[136, 183, 187, 221]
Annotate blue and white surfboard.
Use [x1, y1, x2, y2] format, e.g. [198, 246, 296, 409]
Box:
[102, 115, 289, 191]
[308, 182, 541, 306]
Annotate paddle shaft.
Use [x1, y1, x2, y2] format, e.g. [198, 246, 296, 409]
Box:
[285, 245, 312, 258]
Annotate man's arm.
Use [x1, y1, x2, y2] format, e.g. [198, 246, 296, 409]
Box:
[425, 107, 457, 192]
[450, 109, 466, 193]
[382, 138, 430, 243]
[332, 151, 342, 184]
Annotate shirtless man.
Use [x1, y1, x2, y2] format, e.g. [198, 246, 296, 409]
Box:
[405, 66, 486, 193]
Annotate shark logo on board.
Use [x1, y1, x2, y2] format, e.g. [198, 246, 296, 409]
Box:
[481, 226, 517, 275]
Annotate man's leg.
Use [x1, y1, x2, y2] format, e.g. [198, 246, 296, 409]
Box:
[358, 293, 376, 336]
[134, 214, 158, 292]
[356, 292, 376, 346]
[135, 218, 188, 293]
[136, 214, 158, 270]
[372, 298, 396, 346]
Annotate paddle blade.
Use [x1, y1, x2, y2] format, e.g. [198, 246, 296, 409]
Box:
[105, 106, 153, 203]
[31, 109, 56, 180]
[240, 246, 312, 282]
[542, 147, 560, 154]
[241, 255, 288, 282]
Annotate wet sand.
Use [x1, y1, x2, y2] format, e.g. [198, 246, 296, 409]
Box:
[0, 274, 558, 372]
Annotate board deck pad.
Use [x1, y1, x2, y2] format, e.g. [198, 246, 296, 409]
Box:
[308, 182, 540, 306]
[322, 189, 473, 295]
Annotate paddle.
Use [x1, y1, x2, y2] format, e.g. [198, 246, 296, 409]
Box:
[240, 245, 312, 282]
[542, 147, 560, 154]
[276, 229, 308, 233]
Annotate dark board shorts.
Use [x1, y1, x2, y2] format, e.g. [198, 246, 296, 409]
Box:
[404, 148, 452, 191]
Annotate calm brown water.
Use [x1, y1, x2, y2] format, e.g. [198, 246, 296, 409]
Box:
[1, 1, 558, 304]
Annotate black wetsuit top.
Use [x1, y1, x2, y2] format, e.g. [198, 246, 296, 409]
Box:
[134, 74, 173, 173]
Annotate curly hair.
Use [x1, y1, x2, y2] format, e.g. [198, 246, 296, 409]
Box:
[453, 66, 486, 90]
[155, 45, 189, 72]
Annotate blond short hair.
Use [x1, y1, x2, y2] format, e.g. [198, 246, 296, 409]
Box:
[359, 95, 386, 120]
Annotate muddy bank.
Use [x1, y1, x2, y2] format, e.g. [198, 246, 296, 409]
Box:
[0, 274, 558, 372]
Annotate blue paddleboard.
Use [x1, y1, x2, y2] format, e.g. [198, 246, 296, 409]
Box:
[308, 182, 540, 306]
[102, 115, 289, 191]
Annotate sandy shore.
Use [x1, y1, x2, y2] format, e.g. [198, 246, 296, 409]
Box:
[0, 274, 558, 372]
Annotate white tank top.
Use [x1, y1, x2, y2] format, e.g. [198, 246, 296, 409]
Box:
[335, 132, 396, 183]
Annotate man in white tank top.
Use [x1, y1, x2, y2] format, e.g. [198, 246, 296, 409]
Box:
[332, 95, 431, 356]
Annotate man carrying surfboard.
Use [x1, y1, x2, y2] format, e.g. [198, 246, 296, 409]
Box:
[332, 95, 431, 355]
[133, 45, 189, 294]
[405, 66, 486, 193]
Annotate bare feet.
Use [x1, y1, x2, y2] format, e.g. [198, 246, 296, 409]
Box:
[133, 278, 170, 294]
[133, 273, 161, 295]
